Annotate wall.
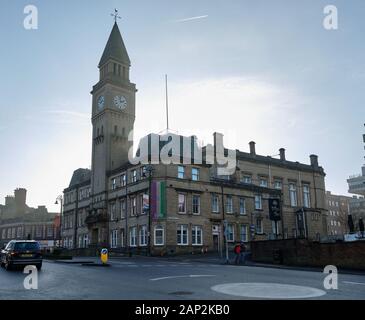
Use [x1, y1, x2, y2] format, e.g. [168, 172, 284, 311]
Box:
[251, 239, 365, 270]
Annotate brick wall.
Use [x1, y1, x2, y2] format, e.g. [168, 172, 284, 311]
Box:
[251, 239, 365, 270]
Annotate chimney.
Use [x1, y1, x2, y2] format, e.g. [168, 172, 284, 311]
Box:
[310, 154, 319, 168]
[249, 141, 256, 156]
[279, 148, 286, 161]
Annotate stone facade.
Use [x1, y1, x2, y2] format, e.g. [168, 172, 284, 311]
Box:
[325, 191, 352, 237]
[61, 22, 328, 255]
[0, 188, 60, 247]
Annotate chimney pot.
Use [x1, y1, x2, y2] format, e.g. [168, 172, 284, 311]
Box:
[310, 154, 319, 168]
[249, 141, 256, 155]
[279, 148, 286, 161]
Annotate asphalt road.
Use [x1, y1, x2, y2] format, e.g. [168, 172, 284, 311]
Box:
[0, 256, 364, 300]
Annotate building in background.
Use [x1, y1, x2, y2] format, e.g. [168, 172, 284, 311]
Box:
[61, 21, 328, 255]
[325, 191, 351, 237]
[0, 188, 60, 248]
[347, 124, 365, 232]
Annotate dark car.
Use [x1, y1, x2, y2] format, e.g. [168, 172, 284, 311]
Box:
[0, 240, 42, 271]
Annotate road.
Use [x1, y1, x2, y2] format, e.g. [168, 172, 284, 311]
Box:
[0, 256, 364, 300]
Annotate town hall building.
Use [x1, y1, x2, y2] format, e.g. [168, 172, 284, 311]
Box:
[61, 21, 328, 255]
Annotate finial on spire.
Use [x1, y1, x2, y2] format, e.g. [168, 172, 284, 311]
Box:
[111, 9, 121, 23]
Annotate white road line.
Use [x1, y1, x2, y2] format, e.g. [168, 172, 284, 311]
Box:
[343, 281, 365, 286]
[150, 275, 216, 281]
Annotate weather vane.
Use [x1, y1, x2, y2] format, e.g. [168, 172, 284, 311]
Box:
[111, 9, 121, 23]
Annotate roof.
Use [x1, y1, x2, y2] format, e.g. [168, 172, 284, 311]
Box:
[98, 22, 131, 67]
[68, 168, 91, 188]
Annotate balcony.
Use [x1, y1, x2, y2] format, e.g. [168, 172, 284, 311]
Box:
[85, 212, 108, 225]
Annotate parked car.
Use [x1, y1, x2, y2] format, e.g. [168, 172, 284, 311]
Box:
[0, 240, 42, 271]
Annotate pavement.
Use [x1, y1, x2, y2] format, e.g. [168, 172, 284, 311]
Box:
[0, 255, 364, 300]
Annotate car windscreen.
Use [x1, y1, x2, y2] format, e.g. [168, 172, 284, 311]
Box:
[14, 242, 40, 251]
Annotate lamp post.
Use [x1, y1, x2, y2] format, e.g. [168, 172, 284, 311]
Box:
[55, 195, 63, 247]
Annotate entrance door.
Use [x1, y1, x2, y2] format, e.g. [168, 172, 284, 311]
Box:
[213, 235, 219, 252]
[91, 229, 98, 245]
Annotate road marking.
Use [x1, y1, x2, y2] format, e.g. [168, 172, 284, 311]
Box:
[150, 275, 216, 281]
[211, 283, 326, 299]
[343, 281, 365, 286]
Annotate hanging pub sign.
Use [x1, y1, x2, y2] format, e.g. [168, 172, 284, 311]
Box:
[269, 198, 281, 221]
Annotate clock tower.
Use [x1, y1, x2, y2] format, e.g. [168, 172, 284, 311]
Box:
[90, 22, 137, 197]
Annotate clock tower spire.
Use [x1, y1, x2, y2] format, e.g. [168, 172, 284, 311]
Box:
[90, 19, 137, 197]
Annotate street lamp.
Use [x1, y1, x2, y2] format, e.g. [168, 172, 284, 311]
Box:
[55, 195, 63, 247]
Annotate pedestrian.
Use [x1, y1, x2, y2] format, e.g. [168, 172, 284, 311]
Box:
[233, 243, 241, 265]
[240, 242, 246, 264]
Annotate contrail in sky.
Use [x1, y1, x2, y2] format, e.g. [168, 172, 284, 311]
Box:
[172, 15, 208, 23]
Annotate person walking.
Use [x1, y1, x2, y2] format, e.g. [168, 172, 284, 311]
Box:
[240, 242, 246, 264]
[234, 243, 241, 265]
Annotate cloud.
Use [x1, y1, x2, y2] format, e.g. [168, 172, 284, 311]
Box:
[171, 15, 208, 23]
[135, 76, 318, 156]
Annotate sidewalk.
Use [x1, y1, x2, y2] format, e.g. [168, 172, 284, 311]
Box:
[46, 254, 365, 276]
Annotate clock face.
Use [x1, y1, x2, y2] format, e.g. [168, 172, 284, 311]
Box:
[97, 95, 105, 110]
[114, 95, 127, 110]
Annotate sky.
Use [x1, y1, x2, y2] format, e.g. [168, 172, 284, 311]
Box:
[0, 0, 364, 212]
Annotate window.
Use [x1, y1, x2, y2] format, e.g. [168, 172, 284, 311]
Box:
[239, 198, 246, 215]
[256, 218, 263, 234]
[110, 203, 116, 220]
[177, 225, 188, 245]
[226, 224, 234, 242]
[140, 166, 147, 179]
[154, 225, 164, 246]
[178, 193, 186, 213]
[17, 227, 22, 238]
[192, 195, 201, 215]
[121, 174, 126, 187]
[1, 229, 5, 240]
[225, 196, 233, 213]
[130, 197, 137, 216]
[241, 174, 252, 184]
[110, 230, 119, 248]
[131, 170, 137, 183]
[274, 179, 282, 190]
[240, 225, 248, 242]
[303, 184, 311, 208]
[255, 195, 262, 210]
[212, 194, 219, 213]
[138, 194, 144, 215]
[192, 168, 200, 181]
[47, 226, 53, 237]
[289, 183, 297, 207]
[139, 225, 147, 246]
[259, 178, 268, 187]
[36, 226, 42, 238]
[113, 63, 117, 75]
[130, 227, 137, 247]
[83, 234, 89, 248]
[120, 199, 126, 219]
[178, 166, 185, 179]
[192, 226, 203, 245]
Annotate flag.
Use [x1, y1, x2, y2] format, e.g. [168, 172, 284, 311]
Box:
[151, 181, 166, 221]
